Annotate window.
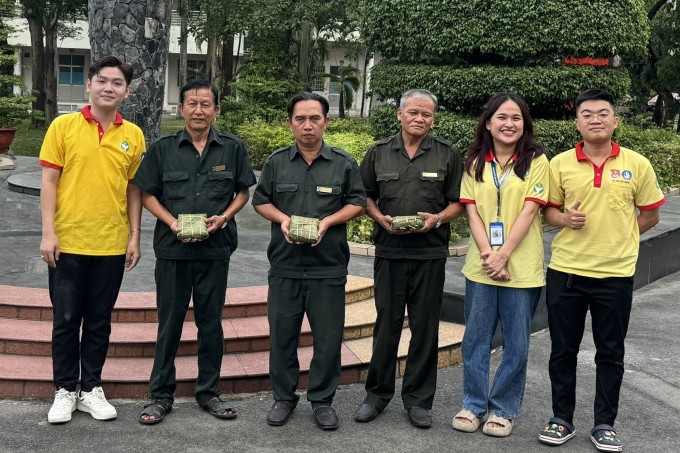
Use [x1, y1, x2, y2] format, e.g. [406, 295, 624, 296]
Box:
[329, 66, 341, 95]
[310, 66, 325, 92]
[177, 59, 207, 85]
[58, 54, 85, 86]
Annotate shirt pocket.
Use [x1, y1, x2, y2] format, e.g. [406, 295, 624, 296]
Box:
[377, 171, 400, 199]
[208, 170, 234, 199]
[607, 183, 633, 211]
[162, 171, 189, 200]
[275, 182, 299, 214]
[420, 170, 446, 201]
[316, 185, 342, 214]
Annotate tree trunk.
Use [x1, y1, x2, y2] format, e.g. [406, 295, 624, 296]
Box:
[298, 21, 311, 89]
[43, 12, 59, 126]
[338, 87, 345, 119]
[220, 35, 234, 98]
[177, 0, 188, 118]
[26, 16, 46, 128]
[88, 0, 172, 144]
[206, 36, 220, 83]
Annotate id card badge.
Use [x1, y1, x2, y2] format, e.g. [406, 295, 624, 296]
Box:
[489, 222, 504, 247]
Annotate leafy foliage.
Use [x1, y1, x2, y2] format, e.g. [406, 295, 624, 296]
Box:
[370, 63, 631, 117]
[363, 0, 649, 63]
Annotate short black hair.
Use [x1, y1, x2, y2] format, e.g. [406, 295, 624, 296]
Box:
[287, 92, 330, 118]
[575, 88, 615, 113]
[88, 55, 133, 86]
[179, 80, 219, 106]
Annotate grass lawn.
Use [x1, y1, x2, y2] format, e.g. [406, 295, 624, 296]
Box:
[10, 118, 187, 158]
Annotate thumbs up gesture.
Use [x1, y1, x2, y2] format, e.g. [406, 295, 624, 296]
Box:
[564, 201, 586, 230]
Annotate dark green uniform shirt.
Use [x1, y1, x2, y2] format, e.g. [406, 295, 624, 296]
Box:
[252, 142, 366, 279]
[360, 133, 463, 259]
[132, 128, 256, 260]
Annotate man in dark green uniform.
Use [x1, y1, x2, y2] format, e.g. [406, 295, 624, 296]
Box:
[252, 92, 366, 430]
[132, 80, 256, 424]
[355, 89, 464, 428]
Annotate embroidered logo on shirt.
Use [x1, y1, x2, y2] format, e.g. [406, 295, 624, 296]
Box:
[212, 165, 226, 171]
[317, 186, 333, 194]
[610, 169, 621, 179]
[121, 141, 130, 152]
[533, 182, 544, 195]
[622, 170, 632, 180]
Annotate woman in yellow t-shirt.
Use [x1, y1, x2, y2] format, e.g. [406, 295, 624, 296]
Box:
[452, 93, 549, 437]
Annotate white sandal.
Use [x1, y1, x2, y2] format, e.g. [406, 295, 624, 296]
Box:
[451, 408, 480, 433]
[482, 414, 513, 437]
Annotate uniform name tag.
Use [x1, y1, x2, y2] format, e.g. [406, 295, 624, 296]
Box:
[212, 165, 226, 171]
[489, 222, 504, 247]
[422, 172, 438, 178]
[317, 186, 333, 194]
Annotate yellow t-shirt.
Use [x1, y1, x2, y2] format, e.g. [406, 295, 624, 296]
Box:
[547, 142, 666, 278]
[461, 152, 549, 288]
[39, 107, 145, 255]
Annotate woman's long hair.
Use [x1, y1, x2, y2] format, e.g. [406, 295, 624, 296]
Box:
[465, 92, 544, 182]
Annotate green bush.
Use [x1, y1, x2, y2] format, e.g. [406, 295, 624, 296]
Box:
[230, 76, 303, 110]
[363, 0, 648, 62]
[326, 118, 372, 135]
[218, 97, 286, 132]
[237, 121, 292, 170]
[370, 63, 631, 116]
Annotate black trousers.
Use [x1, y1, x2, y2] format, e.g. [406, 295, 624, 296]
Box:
[267, 275, 346, 406]
[546, 268, 633, 427]
[49, 253, 125, 392]
[364, 257, 446, 410]
[150, 258, 229, 406]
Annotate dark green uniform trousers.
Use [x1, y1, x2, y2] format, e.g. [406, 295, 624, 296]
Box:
[150, 258, 229, 406]
[364, 257, 446, 410]
[267, 275, 347, 406]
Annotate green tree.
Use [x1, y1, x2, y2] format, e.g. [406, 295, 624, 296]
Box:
[321, 65, 361, 118]
[20, 0, 87, 127]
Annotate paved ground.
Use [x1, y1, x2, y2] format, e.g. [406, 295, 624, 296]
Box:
[1, 156, 679, 452]
[0, 271, 676, 452]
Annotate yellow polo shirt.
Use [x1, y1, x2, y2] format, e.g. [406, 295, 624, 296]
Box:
[547, 142, 666, 278]
[39, 106, 145, 255]
[461, 152, 549, 288]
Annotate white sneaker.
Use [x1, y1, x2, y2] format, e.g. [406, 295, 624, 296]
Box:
[76, 386, 117, 420]
[48, 388, 77, 424]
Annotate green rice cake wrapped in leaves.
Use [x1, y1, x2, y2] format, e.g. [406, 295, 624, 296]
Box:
[177, 213, 209, 241]
[391, 215, 424, 230]
[289, 215, 319, 244]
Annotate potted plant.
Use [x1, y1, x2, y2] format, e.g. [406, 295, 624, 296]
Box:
[0, 5, 33, 154]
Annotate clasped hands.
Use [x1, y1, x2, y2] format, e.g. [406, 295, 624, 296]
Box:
[481, 250, 510, 281]
[380, 212, 439, 235]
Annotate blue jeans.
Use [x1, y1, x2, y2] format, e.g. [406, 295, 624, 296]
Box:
[461, 279, 541, 419]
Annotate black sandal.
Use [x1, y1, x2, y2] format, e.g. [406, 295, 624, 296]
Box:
[202, 396, 237, 420]
[139, 401, 172, 425]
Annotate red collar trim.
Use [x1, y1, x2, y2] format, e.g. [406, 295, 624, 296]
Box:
[575, 141, 620, 161]
[485, 150, 519, 163]
[81, 105, 123, 125]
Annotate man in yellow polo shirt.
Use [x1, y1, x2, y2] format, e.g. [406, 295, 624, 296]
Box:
[39, 56, 145, 424]
[538, 89, 665, 452]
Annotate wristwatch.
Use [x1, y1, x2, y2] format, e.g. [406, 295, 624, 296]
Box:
[220, 214, 229, 229]
[435, 213, 443, 229]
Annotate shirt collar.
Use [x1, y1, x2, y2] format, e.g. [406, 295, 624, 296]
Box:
[575, 141, 620, 161]
[288, 142, 332, 161]
[81, 105, 123, 125]
[178, 127, 223, 146]
[485, 150, 519, 163]
[390, 132, 432, 151]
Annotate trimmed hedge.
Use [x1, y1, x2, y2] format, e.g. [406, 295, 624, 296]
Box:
[363, 0, 649, 63]
[369, 63, 631, 115]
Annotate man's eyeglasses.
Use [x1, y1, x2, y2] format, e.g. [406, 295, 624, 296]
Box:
[579, 111, 614, 121]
